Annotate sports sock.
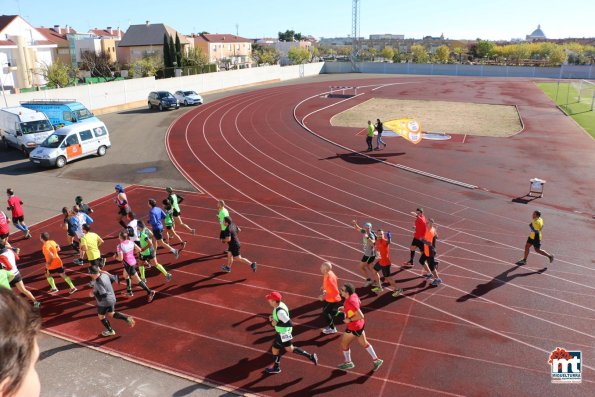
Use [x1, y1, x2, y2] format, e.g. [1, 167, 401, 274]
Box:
[293, 347, 311, 358]
[409, 250, 415, 262]
[15, 223, 27, 232]
[46, 276, 57, 289]
[139, 280, 151, 293]
[64, 276, 75, 289]
[365, 344, 378, 360]
[155, 263, 168, 276]
[273, 354, 281, 368]
[101, 318, 113, 331]
[126, 278, 132, 292]
[343, 349, 352, 362]
[113, 312, 128, 321]
[139, 266, 145, 279]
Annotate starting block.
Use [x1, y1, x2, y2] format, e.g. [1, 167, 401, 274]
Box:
[528, 178, 546, 198]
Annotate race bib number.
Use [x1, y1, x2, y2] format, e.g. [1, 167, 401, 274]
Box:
[280, 331, 293, 343]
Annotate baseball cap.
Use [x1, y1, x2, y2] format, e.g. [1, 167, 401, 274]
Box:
[265, 291, 282, 302]
[364, 222, 372, 228]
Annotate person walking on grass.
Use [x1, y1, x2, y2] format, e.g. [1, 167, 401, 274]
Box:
[419, 219, 442, 286]
[337, 283, 383, 372]
[136, 221, 172, 283]
[371, 229, 403, 297]
[220, 217, 256, 273]
[263, 291, 318, 374]
[516, 210, 554, 266]
[375, 118, 387, 150]
[113, 230, 156, 302]
[40, 232, 77, 295]
[319, 261, 342, 335]
[147, 199, 180, 259]
[88, 265, 135, 337]
[165, 187, 195, 235]
[366, 120, 375, 152]
[352, 220, 377, 287]
[6, 188, 31, 239]
[162, 199, 186, 248]
[403, 208, 427, 268]
[0, 243, 40, 308]
[217, 200, 230, 252]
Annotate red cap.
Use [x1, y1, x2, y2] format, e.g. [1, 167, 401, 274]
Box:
[265, 291, 282, 302]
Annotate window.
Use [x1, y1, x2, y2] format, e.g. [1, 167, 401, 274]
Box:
[79, 130, 93, 141]
[63, 111, 73, 122]
[65, 134, 79, 146]
[93, 126, 107, 137]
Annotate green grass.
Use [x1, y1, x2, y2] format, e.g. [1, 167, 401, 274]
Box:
[536, 82, 595, 138]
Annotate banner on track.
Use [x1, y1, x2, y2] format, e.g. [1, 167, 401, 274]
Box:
[384, 118, 423, 144]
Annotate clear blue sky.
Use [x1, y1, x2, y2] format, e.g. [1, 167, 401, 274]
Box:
[7, 0, 595, 40]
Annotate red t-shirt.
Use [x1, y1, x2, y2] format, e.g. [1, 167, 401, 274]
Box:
[375, 238, 390, 266]
[344, 293, 364, 331]
[0, 212, 9, 234]
[414, 214, 427, 239]
[7, 196, 24, 218]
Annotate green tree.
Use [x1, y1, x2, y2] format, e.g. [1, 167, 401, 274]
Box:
[182, 47, 208, 67]
[509, 43, 532, 65]
[287, 46, 311, 64]
[163, 33, 172, 67]
[453, 46, 467, 63]
[381, 46, 395, 61]
[252, 44, 280, 65]
[130, 56, 162, 78]
[37, 60, 76, 88]
[310, 46, 320, 59]
[548, 45, 566, 65]
[474, 40, 495, 59]
[410, 44, 429, 63]
[435, 45, 450, 64]
[175, 34, 182, 66]
[369, 48, 377, 61]
[279, 30, 299, 42]
[168, 35, 176, 66]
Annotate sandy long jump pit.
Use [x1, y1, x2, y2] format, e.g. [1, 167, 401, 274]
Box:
[331, 98, 523, 137]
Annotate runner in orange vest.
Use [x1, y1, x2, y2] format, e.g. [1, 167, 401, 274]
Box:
[319, 262, 342, 334]
[41, 232, 77, 295]
[420, 219, 442, 286]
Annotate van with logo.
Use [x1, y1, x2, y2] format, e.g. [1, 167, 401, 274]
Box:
[0, 106, 54, 155]
[21, 100, 99, 129]
[29, 120, 111, 168]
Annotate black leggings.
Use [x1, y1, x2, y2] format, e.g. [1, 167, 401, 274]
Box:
[322, 301, 340, 327]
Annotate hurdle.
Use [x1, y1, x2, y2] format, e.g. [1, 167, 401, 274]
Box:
[328, 86, 358, 98]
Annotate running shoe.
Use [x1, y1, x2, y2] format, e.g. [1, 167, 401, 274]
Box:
[127, 317, 136, 328]
[338, 362, 355, 370]
[322, 326, 337, 335]
[431, 278, 443, 287]
[101, 329, 116, 337]
[264, 366, 281, 374]
[148, 290, 156, 303]
[224, 250, 229, 254]
[423, 273, 433, 279]
[250, 262, 257, 272]
[402, 261, 414, 268]
[69, 287, 77, 295]
[372, 358, 384, 372]
[392, 288, 403, 297]
[73, 258, 84, 266]
[165, 273, 172, 282]
[173, 249, 180, 259]
[33, 301, 41, 309]
[100, 257, 107, 267]
[181, 241, 187, 250]
[549, 255, 555, 264]
[221, 265, 232, 273]
[516, 259, 527, 265]
[24, 233, 32, 239]
[364, 279, 374, 287]
[371, 286, 383, 293]
[48, 288, 59, 295]
[126, 290, 134, 297]
[383, 143, 387, 148]
[310, 353, 318, 365]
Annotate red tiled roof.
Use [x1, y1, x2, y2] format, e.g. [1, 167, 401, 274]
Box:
[199, 34, 250, 43]
[0, 15, 17, 33]
[90, 28, 124, 37]
[37, 27, 70, 45]
[0, 39, 16, 46]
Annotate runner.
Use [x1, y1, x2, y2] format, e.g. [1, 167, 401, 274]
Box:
[165, 187, 195, 235]
[220, 216, 257, 273]
[375, 118, 387, 150]
[371, 229, 403, 297]
[365, 120, 374, 152]
[40, 232, 77, 295]
[352, 220, 377, 287]
[217, 200, 230, 252]
[147, 199, 180, 259]
[337, 283, 383, 372]
[263, 291, 318, 374]
[114, 184, 131, 228]
[0, 265, 13, 289]
[88, 265, 135, 337]
[0, 243, 40, 308]
[136, 221, 172, 283]
[74, 224, 106, 268]
[0, 208, 15, 251]
[319, 261, 342, 334]
[61, 207, 78, 252]
[112, 230, 156, 302]
[162, 199, 186, 248]
[516, 210, 555, 266]
[75, 195, 93, 215]
[419, 219, 442, 286]
[70, 205, 93, 253]
[6, 188, 31, 239]
[126, 212, 140, 246]
[403, 208, 427, 268]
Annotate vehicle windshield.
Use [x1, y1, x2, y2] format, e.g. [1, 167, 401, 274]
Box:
[158, 92, 174, 99]
[183, 91, 197, 96]
[75, 108, 94, 120]
[40, 133, 66, 148]
[20, 120, 53, 134]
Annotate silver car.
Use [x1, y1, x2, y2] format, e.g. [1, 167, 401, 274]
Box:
[174, 90, 203, 106]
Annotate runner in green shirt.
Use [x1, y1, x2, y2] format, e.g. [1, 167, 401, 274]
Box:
[136, 221, 172, 283]
[162, 199, 186, 248]
[0, 268, 13, 289]
[217, 200, 230, 252]
[165, 187, 195, 235]
[366, 120, 375, 152]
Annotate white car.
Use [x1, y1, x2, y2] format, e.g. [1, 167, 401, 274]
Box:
[174, 90, 203, 106]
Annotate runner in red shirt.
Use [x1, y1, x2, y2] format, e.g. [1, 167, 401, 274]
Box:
[6, 188, 31, 239]
[337, 283, 383, 372]
[403, 207, 426, 269]
[371, 229, 403, 297]
[0, 210, 11, 246]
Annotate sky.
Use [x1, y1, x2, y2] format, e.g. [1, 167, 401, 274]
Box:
[4, 0, 595, 41]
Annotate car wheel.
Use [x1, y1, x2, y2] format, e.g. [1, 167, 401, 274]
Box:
[159, 104, 164, 111]
[97, 145, 107, 156]
[1, 138, 9, 151]
[184, 100, 188, 106]
[148, 102, 152, 110]
[21, 145, 29, 157]
[55, 156, 66, 168]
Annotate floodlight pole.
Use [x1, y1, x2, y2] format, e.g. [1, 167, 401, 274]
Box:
[351, 0, 361, 73]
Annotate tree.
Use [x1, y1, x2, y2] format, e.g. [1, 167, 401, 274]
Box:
[410, 44, 429, 63]
[381, 46, 395, 61]
[251, 44, 280, 65]
[163, 34, 172, 67]
[168, 35, 176, 66]
[129, 56, 161, 78]
[474, 40, 495, 60]
[36, 60, 76, 88]
[182, 47, 208, 68]
[435, 45, 450, 64]
[453, 46, 467, 63]
[310, 46, 320, 60]
[175, 34, 182, 67]
[509, 43, 532, 65]
[548, 45, 566, 65]
[79, 50, 114, 79]
[369, 48, 377, 61]
[287, 46, 311, 64]
[278, 30, 296, 42]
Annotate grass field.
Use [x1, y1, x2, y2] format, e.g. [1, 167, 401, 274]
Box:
[536, 82, 595, 138]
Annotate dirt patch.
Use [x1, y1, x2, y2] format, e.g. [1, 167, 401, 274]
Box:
[330, 98, 523, 137]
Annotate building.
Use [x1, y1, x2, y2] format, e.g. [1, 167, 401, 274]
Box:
[526, 25, 546, 41]
[36, 25, 76, 66]
[0, 15, 57, 92]
[369, 34, 404, 40]
[117, 21, 190, 65]
[191, 33, 252, 69]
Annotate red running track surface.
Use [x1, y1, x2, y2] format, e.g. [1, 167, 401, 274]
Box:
[11, 77, 595, 396]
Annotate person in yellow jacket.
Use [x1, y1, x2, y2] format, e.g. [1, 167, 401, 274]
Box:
[516, 211, 554, 266]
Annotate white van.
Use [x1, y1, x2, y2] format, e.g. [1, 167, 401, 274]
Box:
[0, 106, 54, 154]
[29, 120, 111, 168]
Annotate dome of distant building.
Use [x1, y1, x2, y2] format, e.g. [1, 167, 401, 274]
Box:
[526, 24, 546, 41]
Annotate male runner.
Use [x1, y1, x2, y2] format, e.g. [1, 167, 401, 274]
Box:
[40, 232, 77, 295]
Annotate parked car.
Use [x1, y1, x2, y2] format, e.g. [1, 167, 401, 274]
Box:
[29, 120, 111, 168]
[148, 91, 179, 111]
[21, 100, 99, 128]
[174, 90, 203, 106]
[0, 106, 54, 155]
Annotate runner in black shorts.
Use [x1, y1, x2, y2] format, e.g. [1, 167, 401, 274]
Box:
[220, 217, 257, 273]
[404, 208, 427, 268]
[352, 220, 377, 287]
[114, 184, 131, 228]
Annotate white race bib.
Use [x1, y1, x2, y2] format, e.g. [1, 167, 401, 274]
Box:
[280, 331, 293, 343]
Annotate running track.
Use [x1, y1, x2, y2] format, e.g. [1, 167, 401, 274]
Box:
[12, 77, 595, 396]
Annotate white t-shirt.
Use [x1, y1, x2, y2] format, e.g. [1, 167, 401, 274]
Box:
[0, 249, 19, 276]
[127, 219, 139, 242]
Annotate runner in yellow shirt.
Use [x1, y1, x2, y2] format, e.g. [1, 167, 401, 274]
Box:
[516, 210, 554, 266]
[75, 224, 106, 268]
